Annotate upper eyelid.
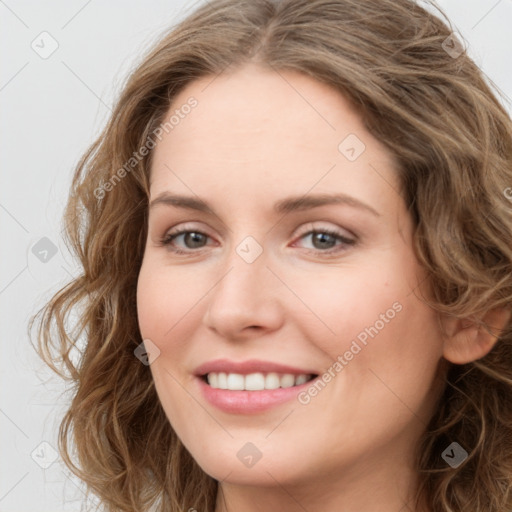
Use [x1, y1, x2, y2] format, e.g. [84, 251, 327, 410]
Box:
[162, 221, 353, 236]
[162, 223, 356, 245]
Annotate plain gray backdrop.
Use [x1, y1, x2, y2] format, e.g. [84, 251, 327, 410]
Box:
[1, 1, 511, 510]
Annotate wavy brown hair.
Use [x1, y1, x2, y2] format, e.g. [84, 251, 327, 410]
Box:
[30, 0, 512, 510]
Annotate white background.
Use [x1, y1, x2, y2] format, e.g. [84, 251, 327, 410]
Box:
[1, 1, 511, 510]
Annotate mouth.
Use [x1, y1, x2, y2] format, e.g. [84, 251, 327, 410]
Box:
[193, 359, 321, 413]
[199, 372, 318, 391]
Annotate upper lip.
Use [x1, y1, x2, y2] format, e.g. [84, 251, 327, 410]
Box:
[195, 359, 319, 376]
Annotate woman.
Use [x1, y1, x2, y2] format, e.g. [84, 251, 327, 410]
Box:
[32, 0, 512, 510]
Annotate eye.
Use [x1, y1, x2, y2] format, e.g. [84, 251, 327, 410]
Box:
[160, 229, 212, 254]
[292, 227, 356, 255]
[159, 224, 356, 256]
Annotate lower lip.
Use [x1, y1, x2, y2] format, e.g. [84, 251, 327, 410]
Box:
[196, 376, 317, 414]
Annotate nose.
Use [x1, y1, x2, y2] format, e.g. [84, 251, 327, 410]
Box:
[202, 245, 284, 340]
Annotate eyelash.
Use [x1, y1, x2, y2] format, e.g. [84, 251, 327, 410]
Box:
[159, 226, 356, 256]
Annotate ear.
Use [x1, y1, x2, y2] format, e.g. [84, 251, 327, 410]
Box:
[441, 307, 511, 364]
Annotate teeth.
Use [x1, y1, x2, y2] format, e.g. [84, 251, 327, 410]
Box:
[265, 372, 280, 390]
[206, 372, 313, 390]
[295, 374, 308, 386]
[226, 373, 244, 390]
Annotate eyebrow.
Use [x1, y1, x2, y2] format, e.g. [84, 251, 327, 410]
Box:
[149, 192, 380, 217]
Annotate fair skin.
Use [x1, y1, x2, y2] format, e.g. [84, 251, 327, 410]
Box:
[136, 62, 508, 512]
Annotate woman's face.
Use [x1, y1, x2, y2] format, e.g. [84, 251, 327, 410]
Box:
[137, 63, 446, 495]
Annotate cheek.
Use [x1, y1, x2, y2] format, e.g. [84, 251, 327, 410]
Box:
[277, 259, 407, 357]
[286, 252, 443, 389]
[336, 273, 443, 420]
[136, 257, 207, 343]
[288, 268, 443, 452]
[136, 259, 204, 425]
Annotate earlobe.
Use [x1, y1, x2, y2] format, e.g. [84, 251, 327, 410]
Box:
[441, 308, 511, 365]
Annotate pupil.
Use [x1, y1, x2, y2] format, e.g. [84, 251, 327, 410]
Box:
[313, 232, 335, 249]
[185, 232, 205, 248]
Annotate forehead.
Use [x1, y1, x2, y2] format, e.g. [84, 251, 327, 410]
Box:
[148, 63, 401, 214]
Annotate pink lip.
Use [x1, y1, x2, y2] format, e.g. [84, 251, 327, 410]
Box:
[194, 358, 317, 376]
[193, 358, 320, 414]
[195, 375, 318, 414]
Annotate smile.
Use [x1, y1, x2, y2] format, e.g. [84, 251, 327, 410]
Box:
[196, 373, 321, 414]
[203, 372, 316, 391]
